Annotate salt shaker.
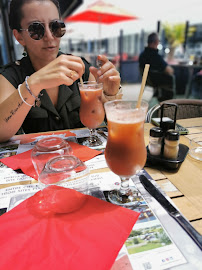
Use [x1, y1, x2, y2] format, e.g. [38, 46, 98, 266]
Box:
[164, 129, 180, 160]
[148, 127, 163, 156]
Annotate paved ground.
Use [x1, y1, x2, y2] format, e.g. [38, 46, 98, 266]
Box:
[121, 83, 157, 109]
[121, 83, 190, 110]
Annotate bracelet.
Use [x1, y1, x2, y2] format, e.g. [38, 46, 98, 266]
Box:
[25, 76, 41, 107]
[18, 84, 35, 107]
[104, 85, 123, 101]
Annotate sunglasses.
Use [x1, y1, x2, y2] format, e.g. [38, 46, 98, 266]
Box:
[20, 20, 66, 40]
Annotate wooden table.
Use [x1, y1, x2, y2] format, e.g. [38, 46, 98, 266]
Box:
[0, 118, 201, 269]
[144, 117, 202, 235]
[1, 118, 201, 236]
[8, 118, 201, 236]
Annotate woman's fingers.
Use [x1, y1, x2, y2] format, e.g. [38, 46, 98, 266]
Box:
[93, 55, 120, 96]
[98, 67, 119, 81]
[57, 55, 85, 78]
[89, 66, 98, 81]
[95, 56, 119, 81]
[33, 58, 83, 90]
[69, 70, 78, 80]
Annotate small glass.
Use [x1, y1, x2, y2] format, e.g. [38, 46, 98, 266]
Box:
[28, 155, 90, 215]
[31, 136, 73, 178]
[78, 81, 105, 148]
[189, 136, 202, 161]
[38, 155, 90, 194]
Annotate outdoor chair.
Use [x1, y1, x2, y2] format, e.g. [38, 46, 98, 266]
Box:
[140, 68, 176, 101]
[146, 99, 202, 123]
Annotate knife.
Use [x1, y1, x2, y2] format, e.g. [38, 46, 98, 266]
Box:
[139, 175, 202, 250]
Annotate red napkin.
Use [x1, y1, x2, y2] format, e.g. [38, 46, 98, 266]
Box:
[0, 141, 102, 180]
[0, 186, 140, 270]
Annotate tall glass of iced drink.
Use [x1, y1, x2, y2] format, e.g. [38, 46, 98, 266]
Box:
[104, 100, 148, 205]
[78, 81, 105, 147]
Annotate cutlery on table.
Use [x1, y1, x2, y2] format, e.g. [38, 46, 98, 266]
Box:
[139, 174, 202, 251]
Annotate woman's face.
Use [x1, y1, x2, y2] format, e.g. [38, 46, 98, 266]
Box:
[19, 0, 61, 64]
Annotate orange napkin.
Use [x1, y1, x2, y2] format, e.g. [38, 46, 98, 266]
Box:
[0, 141, 102, 179]
[0, 186, 140, 270]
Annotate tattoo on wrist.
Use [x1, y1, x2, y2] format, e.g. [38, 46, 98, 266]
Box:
[4, 101, 24, 122]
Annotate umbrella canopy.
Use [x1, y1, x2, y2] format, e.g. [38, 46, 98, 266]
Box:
[65, 0, 137, 24]
[65, 0, 138, 53]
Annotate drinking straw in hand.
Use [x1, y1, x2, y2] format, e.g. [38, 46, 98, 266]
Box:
[80, 77, 84, 86]
[136, 64, 150, 108]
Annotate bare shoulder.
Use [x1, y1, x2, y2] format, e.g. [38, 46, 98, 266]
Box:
[0, 75, 17, 103]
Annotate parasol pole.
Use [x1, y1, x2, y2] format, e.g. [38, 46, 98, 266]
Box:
[98, 16, 102, 54]
[119, 29, 123, 75]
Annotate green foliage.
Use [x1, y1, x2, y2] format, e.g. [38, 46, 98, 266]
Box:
[127, 242, 162, 254]
[129, 230, 142, 237]
[163, 23, 185, 48]
[188, 26, 196, 37]
[159, 232, 172, 245]
[133, 238, 139, 244]
[163, 22, 195, 49]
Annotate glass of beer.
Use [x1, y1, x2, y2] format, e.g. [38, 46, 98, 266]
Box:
[78, 81, 105, 147]
[104, 100, 148, 205]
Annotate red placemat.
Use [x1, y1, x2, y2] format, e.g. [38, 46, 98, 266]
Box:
[0, 141, 102, 179]
[0, 186, 140, 270]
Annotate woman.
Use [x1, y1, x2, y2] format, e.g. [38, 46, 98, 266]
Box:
[0, 0, 120, 142]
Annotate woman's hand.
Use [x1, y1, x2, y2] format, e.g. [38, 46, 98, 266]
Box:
[89, 55, 120, 96]
[28, 54, 85, 95]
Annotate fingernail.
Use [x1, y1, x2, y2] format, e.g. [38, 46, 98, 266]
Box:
[97, 70, 102, 76]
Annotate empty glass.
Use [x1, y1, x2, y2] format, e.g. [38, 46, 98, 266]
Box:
[189, 136, 202, 161]
[38, 155, 90, 194]
[27, 155, 90, 215]
[31, 136, 73, 178]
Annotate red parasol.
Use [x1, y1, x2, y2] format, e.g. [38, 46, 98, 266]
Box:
[65, 0, 138, 52]
[65, 0, 137, 24]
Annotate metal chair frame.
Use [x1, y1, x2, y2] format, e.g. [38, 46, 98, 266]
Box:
[146, 99, 202, 123]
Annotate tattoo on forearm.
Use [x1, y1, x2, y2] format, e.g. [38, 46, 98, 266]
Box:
[4, 100, 24, 122]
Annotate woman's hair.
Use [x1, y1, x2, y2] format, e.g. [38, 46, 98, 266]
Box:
[9, 0, 61, 31]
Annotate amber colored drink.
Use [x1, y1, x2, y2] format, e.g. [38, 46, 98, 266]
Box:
[105, 119, 146, 177]
[80, 86, 105, 129]
[104, 100, 148, 205]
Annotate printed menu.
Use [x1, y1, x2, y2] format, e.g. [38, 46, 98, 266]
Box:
[0, 132, 188, 269]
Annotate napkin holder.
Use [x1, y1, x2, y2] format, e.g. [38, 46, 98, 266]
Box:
[160, 102, 178, 133]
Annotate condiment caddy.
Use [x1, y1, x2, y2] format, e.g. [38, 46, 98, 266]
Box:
[146, 103, 189, 170]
